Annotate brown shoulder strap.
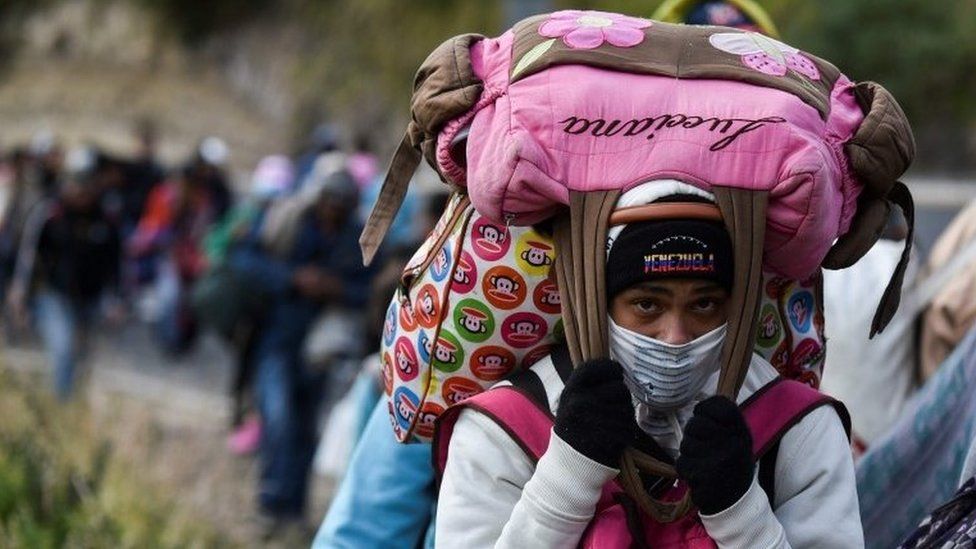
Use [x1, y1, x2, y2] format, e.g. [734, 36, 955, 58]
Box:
[359, 133, 421, 266]
[871, 181, 914, 337]
[712, 186, 769, 399]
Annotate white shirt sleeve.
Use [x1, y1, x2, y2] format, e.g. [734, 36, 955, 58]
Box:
[435, 408, 618, 549]
[700, 405, 864, 548]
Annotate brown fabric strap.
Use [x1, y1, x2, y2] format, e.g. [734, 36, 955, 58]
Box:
[871, 181, 914, 337]
[618, 448, 693, 523]
[821, 196, 891, 270]
[713, 187, 769, 399]
[608, 202, 723, 227]
[553, 190, 620, 365]
[846, 82, 916, 199]
[359, 132, 421, 266]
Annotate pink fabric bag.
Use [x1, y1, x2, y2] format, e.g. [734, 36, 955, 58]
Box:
[362, 12, 913, 283]
[441, 16, 907, 279]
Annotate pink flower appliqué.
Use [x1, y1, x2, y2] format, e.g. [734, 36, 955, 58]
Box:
[538, 10, 652, 50]
[709, 32, 821, 80]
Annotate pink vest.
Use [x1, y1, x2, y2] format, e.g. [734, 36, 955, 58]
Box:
[434, 377, 849, 547]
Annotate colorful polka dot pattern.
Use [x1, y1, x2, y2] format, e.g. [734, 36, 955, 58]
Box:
[383, 194, 562, 442]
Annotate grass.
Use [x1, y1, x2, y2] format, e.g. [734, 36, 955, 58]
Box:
[0, 368, 235, 549]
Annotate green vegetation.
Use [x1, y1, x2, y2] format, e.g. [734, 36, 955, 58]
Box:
[285, 0, 504, 144]
[0, 370, 232, 549]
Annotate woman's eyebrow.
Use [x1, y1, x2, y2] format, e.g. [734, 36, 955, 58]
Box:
[691, 283, 725, 295]
[630, 283, 673, 296]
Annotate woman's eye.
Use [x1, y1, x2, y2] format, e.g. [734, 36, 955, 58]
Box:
[634, 299, 660, 314]
[692, 299, 718, 313]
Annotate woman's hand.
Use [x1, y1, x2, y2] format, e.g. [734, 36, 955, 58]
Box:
[554, 359, 637, 468]
[676, 396, 754, 515]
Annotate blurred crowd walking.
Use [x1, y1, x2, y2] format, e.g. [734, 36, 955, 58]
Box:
[0, 120, 446, 539]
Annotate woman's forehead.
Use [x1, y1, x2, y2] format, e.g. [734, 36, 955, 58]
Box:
[622, 279, 727, 296]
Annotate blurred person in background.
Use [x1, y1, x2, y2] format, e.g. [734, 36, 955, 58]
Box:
[111, 122, 166, 292]
[100, 121, 166, 240]
[96, 151, 137, 230]
[821, 209, 919, 455]
[191, 136, 233, 221]
[0, 148, 43, 307]
[230, 167, 377, 532]
[0, 151, 14, 272]
[260, 150, 348, 257]
[127, 143, 228, 355]
[128, 119, 165, 219]
[653, 0, 780, 36]
[0, 134, 64, 282]
[192, 155, 296, 456]
[6, 147, 122, 400]
[29, 130, 65, 197]
[294, 123, 340, 189]
[919, 198, 976, 380]
[346, 133, 379, 191]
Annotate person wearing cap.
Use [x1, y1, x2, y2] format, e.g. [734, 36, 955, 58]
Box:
[436, 183, 861, 547]
[192, 136, 233, 220]
[192, 155, 297, 456]
[6, 147, 122, 400]
[230, 167, 379, 530]
[652, 0, 780, 36]
[128, 138, 240, 352]
[0, 148, 45, 305]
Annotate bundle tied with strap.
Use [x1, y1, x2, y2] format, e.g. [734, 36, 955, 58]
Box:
[362, 12, 916, 524]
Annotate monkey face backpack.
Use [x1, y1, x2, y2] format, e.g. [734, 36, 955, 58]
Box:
[379, 193, 562, 442]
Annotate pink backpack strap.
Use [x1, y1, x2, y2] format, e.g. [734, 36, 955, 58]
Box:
[434, 385, 555, 479]
[433, 376, 850, 481]
[741, 377, 852, 458]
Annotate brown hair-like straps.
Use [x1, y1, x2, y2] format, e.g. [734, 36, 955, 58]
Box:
[361, 33, 486, 266]
[618, 448, 693, 522]
[821, 196, 890, 271]
[553, 190, 620, 364]
[359, 133, 421, 266]
[712, 187, 769, 399]
[870, 182, 914, 337]
[845, 82, 915, 199]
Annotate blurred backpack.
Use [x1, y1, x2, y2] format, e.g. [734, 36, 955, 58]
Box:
[190, 263, 268, 341]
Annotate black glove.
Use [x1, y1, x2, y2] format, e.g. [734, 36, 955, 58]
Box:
[554, 359, 637, 468]
[675, 396, 754, 515]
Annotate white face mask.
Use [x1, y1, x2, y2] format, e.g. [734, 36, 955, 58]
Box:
[609, 320, 727, 411]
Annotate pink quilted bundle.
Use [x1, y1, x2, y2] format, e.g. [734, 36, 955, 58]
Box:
[420, 12, 913, 278]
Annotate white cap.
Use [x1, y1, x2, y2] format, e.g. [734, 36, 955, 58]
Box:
[199, 136, 229, 166]
[251, 155, 295, 198]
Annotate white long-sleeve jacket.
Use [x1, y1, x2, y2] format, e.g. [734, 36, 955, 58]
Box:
[436, 354, 863, 548]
